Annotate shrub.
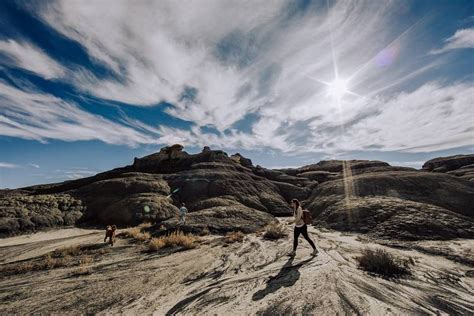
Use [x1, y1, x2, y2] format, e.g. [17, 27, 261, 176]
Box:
[225, 231, 244, 243]
[146, 231, 197, 252]
[356, 248, 413, 278]
[263, 223, 287, 240]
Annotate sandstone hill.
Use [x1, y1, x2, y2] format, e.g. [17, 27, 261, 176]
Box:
[1, 147, 473, 240]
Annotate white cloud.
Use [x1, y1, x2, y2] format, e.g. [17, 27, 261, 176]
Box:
[0, 81, 157, 146]
[13, 0, 473, 154]
[28, 163, 40, 168]
[0, 162, 19, 168]
[0, 39, 65, 79]
[431, 28, 474, 54]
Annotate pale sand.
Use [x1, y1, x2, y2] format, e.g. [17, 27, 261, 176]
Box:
[1, 221, 473, 315]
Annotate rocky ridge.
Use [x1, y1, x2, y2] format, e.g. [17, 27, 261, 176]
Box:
[1, 147, 473, 240]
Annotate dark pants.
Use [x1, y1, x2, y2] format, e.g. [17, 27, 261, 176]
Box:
[293, 224, 316, 251]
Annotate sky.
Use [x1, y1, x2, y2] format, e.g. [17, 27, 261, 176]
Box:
[0, 0, 473, 189]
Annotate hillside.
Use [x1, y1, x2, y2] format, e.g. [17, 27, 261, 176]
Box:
[1, 146, 473, 240]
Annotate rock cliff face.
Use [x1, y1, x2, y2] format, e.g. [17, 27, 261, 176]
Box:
[1, 149, 473, 240]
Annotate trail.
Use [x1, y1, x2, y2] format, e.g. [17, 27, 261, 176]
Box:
[0, 224, 473, 315]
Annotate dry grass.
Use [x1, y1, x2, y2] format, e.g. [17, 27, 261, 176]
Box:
[69, 266, 92, 277]
[263, 223, 287, 240]
[79, 255, 94, 265]
[225, 231, 244, 243]
[119, 227, 151, 242]
[138, 222, 153, 230]
[0, 243, 108, 276]
[356, 248, 414, 278]
[146, 231, 197, 252]
[53, 245, 81, 258]
[200, 226, 210, 236]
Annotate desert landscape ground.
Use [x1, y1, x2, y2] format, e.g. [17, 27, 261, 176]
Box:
[1, 148, 473, 315]
[0, 222, 473, 315]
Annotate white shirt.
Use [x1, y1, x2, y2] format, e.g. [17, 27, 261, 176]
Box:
[294, 206, 305, 228]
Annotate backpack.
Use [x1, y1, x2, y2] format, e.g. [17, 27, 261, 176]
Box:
[302, 209, 312, 225]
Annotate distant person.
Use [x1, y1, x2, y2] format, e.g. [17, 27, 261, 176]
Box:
[179, 203, 188, 225]
[289, 198, 318, 257]
[104, 225, 117, 246]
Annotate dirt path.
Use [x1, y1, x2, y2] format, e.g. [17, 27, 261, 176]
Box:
[0, 224, 473, 315]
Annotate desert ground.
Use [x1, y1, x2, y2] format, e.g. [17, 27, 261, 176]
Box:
[1, 220, 473, 315]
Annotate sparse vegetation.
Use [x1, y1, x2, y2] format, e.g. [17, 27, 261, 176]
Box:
[68, 266, 92, 277]
[225, 231, 244, 243]
[146, 231, 197, 252]
[53, 245, 81, 258]
[119, 227, 151, 242]
[138, 222, 153, 230]
[263, 223, 287, 240]
[200, 226, 210, 236]
[356, 248, 414, 278]
[0, 243, 109, 276]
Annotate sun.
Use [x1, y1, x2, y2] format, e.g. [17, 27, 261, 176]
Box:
[327, 78, 349, 99]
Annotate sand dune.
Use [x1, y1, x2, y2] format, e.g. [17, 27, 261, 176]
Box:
[1, 222, 473, 315]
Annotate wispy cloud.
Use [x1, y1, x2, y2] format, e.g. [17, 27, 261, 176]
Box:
[431, 27, 474, 54]
[28, 163, 40, 168]
[0, 39, 65, 79]
[0, 81, 157, 146]
[0, 162, 19, 168]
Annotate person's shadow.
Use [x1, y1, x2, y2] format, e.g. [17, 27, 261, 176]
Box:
[252, 256, 313, 301]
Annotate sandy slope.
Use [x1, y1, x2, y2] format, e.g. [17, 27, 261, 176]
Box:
[0, 223, 473, 315]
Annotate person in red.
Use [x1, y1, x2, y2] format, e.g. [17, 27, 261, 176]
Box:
[104, 225, 117, 246]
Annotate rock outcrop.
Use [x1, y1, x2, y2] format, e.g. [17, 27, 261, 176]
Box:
[318, 196, 474, 240]
[0, 192, 84, 236]
[422, 154, 474, 173]
[423, 154, 474, 182]
[1, 147, 473, 240]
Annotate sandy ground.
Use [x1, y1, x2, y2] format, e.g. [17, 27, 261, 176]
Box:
[0, 222, 473, 315]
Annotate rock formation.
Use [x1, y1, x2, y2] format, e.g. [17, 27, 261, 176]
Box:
[1, 148, 473, 240]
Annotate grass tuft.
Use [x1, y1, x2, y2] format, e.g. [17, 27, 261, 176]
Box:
[263, 223, 287, 240]
[119, 227, 151, 242]
[225, 231, 244, 243]
[146, 231, 197, 252]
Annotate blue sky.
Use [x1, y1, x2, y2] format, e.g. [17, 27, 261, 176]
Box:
[0, 0, 473, 189]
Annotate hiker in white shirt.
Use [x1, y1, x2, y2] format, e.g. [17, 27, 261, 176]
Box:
[289, 198, 318, 257]
[179, 203, 188, 225]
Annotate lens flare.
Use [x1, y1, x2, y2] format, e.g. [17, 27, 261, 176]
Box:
[327, 78, 349, 99]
